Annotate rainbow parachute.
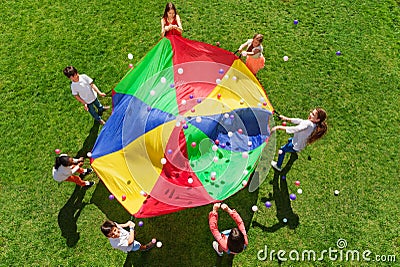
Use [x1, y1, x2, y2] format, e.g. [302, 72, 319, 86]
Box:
[91, 36, 273, 218]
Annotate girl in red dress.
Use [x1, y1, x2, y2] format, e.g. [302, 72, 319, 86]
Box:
[161, 2, 183, 37]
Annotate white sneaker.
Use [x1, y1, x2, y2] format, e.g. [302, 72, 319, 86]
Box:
[212, 241, 223, 256]
[271, 161, 282, 171]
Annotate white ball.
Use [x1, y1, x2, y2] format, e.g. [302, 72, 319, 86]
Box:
[195, 116, 202, 123]
[160, 158, 167, 165]
[242, 152, 249, 158]
[224, 74, 229, 79]
[160, 77, 166, 83]
[181, 99, 187, 105]
[242, 180, 248, 186]
[177, 68, 184, 74]
[128, 53, 133, 60]
[297, 188, 303, 194]
[87, 152, 92, 157]
[188, 178, 193, 184]
[211, 172, 216, 178]
[283, 56, 289, 61]
[224, 113, 229, 119]
[232, 76, 237, 81]
[156, 241, 163, 248]
[248, 141, 252, 147]
[212, 145, 218, 151]
[251, 205, 258, 212]
[213, 156, 219, 163]
[150, 90, 156, 96]
[228, 131, 233, 137]
[283, 218, 288, 223]
[243, 170, 249, 175]
[334, 190, 340, 195]
[216, 78, 221, 84]
[175, 121, 181, 127]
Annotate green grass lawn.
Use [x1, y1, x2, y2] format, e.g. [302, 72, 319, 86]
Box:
[0, 0, 399, 266]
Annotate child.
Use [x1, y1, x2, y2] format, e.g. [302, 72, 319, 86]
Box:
[237, 34, 265, 75]
[209, 203, 248, 256]
[101, 220, 155, 253]
[63, 66, 109, 125]
[161, 2, 183, 37]
[271, 108, 328, 171]
[52, 154, 95, 187]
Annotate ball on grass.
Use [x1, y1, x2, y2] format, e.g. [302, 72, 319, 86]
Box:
[289, 194, 296, 200]
[156, 241, 163, 248]
[252, 205, 258, 212]
[265, 201, 272, 208]
[283, 56, 289, 61]
[87, 152, 92, 157]
[138, 221, 144, 227]
[294, 20, 299, 25]
[152, 238, 157, 243]
[297, 188, 303, 194]
[54, 148, 61, 154]
[334, 190, 340, 196]
[109, 194, 115, 200]
[128, 53, 133, 60]
[295, 180, 300, 186]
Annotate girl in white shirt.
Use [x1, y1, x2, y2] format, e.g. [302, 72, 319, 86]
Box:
[52, 154, 94, 187]
[238, 34, 265, 75]
[271, 108, 328, 171]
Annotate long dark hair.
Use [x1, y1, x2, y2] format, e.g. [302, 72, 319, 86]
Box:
[246, 33, 264, 52]
[101, 220, 116, 237]
[54, 155, 71, 170]
[227, 227, 245, 253]
[163, 2, 177, 19]
[308, 108, 328, 144]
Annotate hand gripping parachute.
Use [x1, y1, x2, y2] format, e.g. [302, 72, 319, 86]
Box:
[91, 36, 274, 218]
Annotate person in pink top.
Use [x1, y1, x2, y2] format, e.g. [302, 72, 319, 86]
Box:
[161, 2, 183, 37]
[208, 203, 248, 256]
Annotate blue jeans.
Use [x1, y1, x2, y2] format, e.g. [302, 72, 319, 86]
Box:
[87, 98, 104, 122]
[277, 138, 297, 168]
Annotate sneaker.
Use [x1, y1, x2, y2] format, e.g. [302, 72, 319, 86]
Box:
[98, 106, 110, 117]
[141, 240, 156, 251]
[84, 181, 95, 188]
[82, 168, 93, 177]
[212, 241, 223, 256]
[271, 161, 282, 171]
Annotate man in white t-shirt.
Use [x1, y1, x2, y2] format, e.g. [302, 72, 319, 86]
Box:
[63, 66, 109, 125]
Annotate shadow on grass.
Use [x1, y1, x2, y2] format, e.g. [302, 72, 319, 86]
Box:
[90, 175, 259, 267]
[253, 153, 299, 232]
[57, 121, 101, 247]
[75, 121, 100, 158]
[57, 186, 88, 247]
